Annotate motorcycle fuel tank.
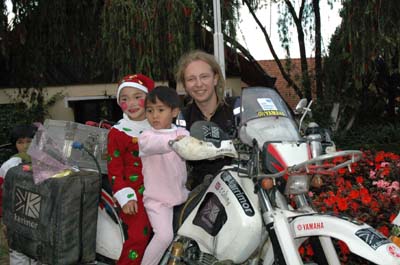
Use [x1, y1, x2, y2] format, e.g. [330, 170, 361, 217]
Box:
[177, 167, 263, 263]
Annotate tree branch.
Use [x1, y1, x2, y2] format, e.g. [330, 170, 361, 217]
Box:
[313, 0, 323, 99]
[284, 0, 311, 100]
[242, 0, 303, 98]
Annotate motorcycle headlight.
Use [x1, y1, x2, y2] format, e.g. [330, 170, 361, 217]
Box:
[285, 175, 310, 195]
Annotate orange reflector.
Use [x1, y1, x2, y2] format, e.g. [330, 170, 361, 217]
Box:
[261, 178, 274, 190]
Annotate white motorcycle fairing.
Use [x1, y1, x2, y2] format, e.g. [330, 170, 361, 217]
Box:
[261, 141, 310, 173]
[262, 211, 400, 265]
[96, 189, 125, 260]
[239, 117, 302, 149]
[292, 214, 400, 265]
[176, 167, 263, 263]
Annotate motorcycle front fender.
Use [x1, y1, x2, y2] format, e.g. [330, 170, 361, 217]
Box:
[291, 214, 400, 265]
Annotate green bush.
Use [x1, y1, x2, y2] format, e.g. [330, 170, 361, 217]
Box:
[333, 122, 400, 154]
[0, 87, 63, 141]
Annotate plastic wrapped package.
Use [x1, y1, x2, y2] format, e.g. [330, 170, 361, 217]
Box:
[28, 120, 108, 183]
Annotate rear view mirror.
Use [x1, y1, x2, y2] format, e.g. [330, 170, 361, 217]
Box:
[294, 98, 308, 114]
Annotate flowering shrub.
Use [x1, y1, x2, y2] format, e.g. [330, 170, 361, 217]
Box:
[306, 150, 400, 264]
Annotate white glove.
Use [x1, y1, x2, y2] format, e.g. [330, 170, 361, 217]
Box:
[170, 136, 237, 161]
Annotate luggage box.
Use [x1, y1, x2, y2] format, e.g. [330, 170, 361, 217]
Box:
[2, 165, 100, 265]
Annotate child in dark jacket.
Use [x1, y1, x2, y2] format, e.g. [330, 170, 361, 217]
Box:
[0, 124, 38, 265]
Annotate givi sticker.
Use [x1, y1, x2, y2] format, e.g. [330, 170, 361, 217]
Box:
[387, 244, 400, 258]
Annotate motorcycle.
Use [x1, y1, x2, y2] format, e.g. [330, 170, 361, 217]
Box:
[161, 86, 400, 265]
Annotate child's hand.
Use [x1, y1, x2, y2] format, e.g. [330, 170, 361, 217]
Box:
[175, 135, 186, 141]
[122, 200, 138, 215]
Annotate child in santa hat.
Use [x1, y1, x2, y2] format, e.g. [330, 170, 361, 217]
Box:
[107, 74, 154, 265]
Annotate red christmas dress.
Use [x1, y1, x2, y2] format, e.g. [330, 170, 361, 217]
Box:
[107, 117, 152, 265]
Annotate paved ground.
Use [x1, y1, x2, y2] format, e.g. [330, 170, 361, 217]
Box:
[0, 218, 9, 265]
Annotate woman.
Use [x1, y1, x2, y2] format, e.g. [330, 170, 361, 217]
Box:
[175, 50, 237, 190]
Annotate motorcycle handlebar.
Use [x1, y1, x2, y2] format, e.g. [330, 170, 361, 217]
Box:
[257, 150, 363, 181]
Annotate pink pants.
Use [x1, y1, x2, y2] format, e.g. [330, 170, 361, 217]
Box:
[141, 200, 174, 265]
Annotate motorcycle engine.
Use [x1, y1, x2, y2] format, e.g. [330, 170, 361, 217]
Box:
[174, 237, 227, 265]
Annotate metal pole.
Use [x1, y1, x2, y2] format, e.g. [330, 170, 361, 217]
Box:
[213, 0, 226, 79]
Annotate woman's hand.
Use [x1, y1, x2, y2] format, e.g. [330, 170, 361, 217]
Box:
[122, 200, 138, 215]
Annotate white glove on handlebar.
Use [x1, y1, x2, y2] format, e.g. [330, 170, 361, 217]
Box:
[170, 136, 238, 161]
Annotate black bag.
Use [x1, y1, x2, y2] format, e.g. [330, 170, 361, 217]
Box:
[2, 165, 100, 265]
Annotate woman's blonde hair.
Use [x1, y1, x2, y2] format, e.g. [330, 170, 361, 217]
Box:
[175, 50, 226, 105]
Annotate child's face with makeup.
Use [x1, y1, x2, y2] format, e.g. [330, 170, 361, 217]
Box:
[119, 87, 147, 121]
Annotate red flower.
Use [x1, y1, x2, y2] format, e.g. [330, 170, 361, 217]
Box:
[345, 180, 353, 189]
[390, 213, 397, 223]
[337, 197, 348, 211]
[361, 194, 372, 205]
[338, 240, 350, 255]
[378, 226, 390, 237]
[356, 176, 364, 184]
[387, 152, 400, 160]
[349, 189, 359, 199]
[359, 187, 369, 196]
[375, 151, 385, 163]
[350, 201, 359, 212]
[298, 245, 305, 256]
[370, 199, 380, 212]
[306, 244, 314, 256]
[380, 167, 391, 177]
[338, 167, 347, 175]
[333, 155, 345, 164]
[182, 6, 192, 17]
[336, 176, 345, 186]
[324, 195, 336, 207]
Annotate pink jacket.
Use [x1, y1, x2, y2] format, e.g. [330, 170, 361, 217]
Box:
[139, 125, 189, 206]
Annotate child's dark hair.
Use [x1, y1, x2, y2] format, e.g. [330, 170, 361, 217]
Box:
[10, 124, 37, 149]
[145, 86, 180, 109]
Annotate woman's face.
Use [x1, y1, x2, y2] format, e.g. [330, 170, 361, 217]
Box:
[183, 60, 218, 105]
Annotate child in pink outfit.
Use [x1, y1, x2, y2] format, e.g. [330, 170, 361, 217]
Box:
[139, 86, 189, 265]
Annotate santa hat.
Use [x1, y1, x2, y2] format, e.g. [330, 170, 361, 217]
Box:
[116, 74, 155, 104]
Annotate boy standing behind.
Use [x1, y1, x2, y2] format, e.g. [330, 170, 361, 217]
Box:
[107, 74, 154, 265]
